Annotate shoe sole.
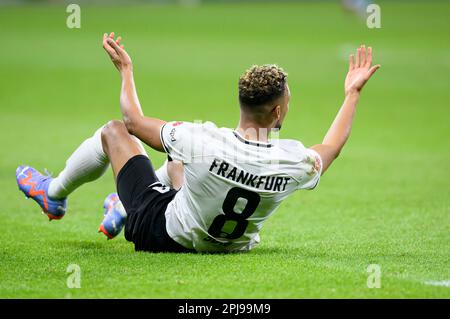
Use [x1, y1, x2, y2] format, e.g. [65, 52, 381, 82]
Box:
[19, 187, 65, 221]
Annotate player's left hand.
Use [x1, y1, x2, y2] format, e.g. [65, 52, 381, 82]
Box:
[344, 45, 380, 96]
[102, 32, 133, 73]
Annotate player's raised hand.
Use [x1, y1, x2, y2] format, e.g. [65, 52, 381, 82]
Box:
[344, 45, 380, 96]
[102, 32, 132, 73]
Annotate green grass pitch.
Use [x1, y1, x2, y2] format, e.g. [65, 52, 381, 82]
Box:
[0, 2, 449, 298]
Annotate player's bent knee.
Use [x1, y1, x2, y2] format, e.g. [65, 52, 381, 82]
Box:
[102, 120, 127, 138]
[101, 120, 128, 150]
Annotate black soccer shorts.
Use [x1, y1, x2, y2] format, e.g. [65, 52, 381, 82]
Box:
[116, 154, 193, 253]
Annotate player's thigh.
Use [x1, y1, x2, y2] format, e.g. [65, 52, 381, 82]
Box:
[101, 120, 159, 211]
[101, 120, 147, 179]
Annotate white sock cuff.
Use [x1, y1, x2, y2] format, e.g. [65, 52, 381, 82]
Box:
[93, 126, 107, 163]
[48, 125, 109, 199]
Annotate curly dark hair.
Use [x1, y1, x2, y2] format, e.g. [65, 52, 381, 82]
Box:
[238, 64, 288, 108]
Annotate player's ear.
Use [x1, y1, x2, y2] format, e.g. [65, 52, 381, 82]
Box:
[272, 105, 281, 120]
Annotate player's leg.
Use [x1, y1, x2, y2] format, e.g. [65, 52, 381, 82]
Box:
[16, 120, 147, 220]
[99, 153, 184, 239]
[97, 120, 157, 239]
[16, 124, 111, 220]
[155, 157, 184, 190]
[100, 121, 191, 252]
[100, 121, 178, 247]
[47, 126, 110, 200]
[100, 120, 147, 180]
[167, 158, 184, 190]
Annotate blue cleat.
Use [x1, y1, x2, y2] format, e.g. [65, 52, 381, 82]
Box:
[16, 165, 67, 220]
[98, 193, 127, 239]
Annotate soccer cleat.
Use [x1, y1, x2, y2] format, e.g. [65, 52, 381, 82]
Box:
[16, 165, 67, 220]
[98, 193, 127, 240]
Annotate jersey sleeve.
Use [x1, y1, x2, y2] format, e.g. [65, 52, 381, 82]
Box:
[160, 121, 203, 163]
[297, 148, 323, 190]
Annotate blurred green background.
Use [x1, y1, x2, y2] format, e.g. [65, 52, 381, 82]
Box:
[0, 1, 449, 298]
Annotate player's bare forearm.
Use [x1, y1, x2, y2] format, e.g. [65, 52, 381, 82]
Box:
[311, 91, 360, 173]
[323, 91, 360, 149]
[119, 68, 166, 151]
[311, 45, 380, 175]
[119, 67, 143, 126]
[103, 32, 166, 152]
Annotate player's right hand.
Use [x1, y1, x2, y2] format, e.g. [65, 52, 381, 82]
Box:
[102, 32, 133, 73]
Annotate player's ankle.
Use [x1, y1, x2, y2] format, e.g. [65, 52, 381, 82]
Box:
[47, 179, 67, 200]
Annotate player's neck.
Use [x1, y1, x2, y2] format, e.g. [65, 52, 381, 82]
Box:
[236, 120, 272, 143]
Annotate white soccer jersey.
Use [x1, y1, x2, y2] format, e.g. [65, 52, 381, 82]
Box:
[160, 121, 322, 252]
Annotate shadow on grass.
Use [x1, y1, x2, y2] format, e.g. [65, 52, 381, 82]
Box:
[53, 239, 306, 257]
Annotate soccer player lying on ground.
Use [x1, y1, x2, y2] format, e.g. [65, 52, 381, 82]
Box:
[16, 32, 380, 253]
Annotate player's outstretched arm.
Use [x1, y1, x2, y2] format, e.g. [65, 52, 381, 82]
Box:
[102, 32, 166, 152]
[311, 45, 380, 175]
